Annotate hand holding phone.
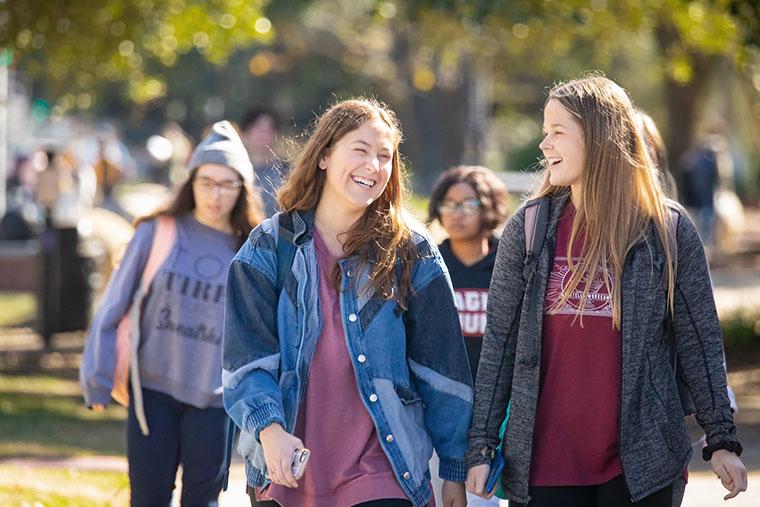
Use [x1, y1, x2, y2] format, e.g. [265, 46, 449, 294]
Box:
[485, 450, 505, 494]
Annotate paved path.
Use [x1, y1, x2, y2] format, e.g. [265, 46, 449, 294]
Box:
[2, 456, 756, 506]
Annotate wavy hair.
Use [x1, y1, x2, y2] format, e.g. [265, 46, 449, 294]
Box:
[533, 75, 674, 328]
[277, 98, 417, 308]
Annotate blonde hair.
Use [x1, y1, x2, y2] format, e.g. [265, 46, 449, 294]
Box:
[534, 75, 674, 328]
[277, 98, 417, 308]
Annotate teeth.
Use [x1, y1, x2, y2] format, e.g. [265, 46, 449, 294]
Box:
[352, 176, 375, 188]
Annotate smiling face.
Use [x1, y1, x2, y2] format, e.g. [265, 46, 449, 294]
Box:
[318, 119, 395, 216]
[540, 98, 586, 189]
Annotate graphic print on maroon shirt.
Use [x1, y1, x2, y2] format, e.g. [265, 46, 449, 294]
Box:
[529, 203, 623, 487]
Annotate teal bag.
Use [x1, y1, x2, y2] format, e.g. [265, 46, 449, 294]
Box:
[494, 403, 510, 499]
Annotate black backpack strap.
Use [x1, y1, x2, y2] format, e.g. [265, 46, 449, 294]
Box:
[218, 212, 298, 490]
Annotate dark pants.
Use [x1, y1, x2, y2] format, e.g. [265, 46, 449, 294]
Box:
[127, 387, 227, 507]
[510, 476, 672, 507]
[248, 490, 412, 507]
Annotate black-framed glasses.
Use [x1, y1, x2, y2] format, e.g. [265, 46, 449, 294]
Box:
[194, 176, 243, 195]
[437, 198, 482, 215]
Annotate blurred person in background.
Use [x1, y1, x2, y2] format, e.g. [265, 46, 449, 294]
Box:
[427, 165, 510, 507]
[635, 110, 678, 200]
[80, 121, 263, 507]
[241, 106, 286, 217]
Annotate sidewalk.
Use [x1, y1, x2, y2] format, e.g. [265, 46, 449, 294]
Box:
[2, 456, 755, 506]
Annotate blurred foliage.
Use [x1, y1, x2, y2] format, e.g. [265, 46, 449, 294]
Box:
[722, 307, 760, 347]
[3, 0, 760, 189]
[2, 0, 272, 109]
[0, 292, 35, 327]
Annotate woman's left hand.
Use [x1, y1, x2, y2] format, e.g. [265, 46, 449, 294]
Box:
[710, 449, 748, 500]
[442, 480, 467, 507]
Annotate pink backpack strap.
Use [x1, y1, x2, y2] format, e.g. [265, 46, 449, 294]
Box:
[140, 216, 176, 291]
[112, 216, 176, 435]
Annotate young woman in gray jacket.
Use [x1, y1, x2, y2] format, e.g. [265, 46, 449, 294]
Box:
[465, 75, 746, 507]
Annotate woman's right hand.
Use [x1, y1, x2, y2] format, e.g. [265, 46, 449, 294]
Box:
[259, 423, 304, 488]
[466, 463, 493, 499]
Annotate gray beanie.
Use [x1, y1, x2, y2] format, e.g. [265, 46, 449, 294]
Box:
[188, 120, 253, 183]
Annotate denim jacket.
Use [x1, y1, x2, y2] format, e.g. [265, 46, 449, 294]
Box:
[222, 210, 473, 507]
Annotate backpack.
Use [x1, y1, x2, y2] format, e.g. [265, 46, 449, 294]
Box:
[521, 198, 696, 415]
[217, 212, 298, 490]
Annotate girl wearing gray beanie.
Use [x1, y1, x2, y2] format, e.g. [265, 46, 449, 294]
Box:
[81, 121, 263, 506]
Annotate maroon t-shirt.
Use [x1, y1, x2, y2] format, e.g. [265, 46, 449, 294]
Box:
[529, 203, 624, 486]
[266, 229, 407, 506]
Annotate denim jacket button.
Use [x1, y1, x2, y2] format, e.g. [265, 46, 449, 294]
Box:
[357, 354, 367, 363]
[386, 434, 394, 443]
[402, 471, 410, 480]
[369, 393, 378, 402]
[348, 313, 358, 322]
[346, 269, 353, 277]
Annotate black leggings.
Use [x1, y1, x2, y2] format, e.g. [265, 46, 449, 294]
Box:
[510, 475, 672, 507]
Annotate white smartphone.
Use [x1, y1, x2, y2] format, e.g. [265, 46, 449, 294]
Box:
[291, 448, 311, 480]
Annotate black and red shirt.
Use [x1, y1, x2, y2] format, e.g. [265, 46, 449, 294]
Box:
[438, 236, 498, 382]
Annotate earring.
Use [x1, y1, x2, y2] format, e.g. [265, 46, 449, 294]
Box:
[319, 161, 326, 170]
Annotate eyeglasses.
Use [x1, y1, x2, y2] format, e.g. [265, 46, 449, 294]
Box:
[437, 198, 482, 215]
[194, 176, 243, 196]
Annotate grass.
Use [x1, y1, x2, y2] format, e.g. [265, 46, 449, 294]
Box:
[0, 466, 129, 506]
[0, 292, 35, 328]
[0, 374, 126, 458]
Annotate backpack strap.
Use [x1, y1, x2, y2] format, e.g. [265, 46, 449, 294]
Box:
[523, 196, 551, 282]
[125, 216, 176, 435]
[219, 212, 298, 491]
[520, 196, 551, 368]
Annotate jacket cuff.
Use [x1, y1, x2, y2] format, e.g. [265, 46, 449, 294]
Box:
[702, 440, 743, 461]
[465, 444, 494, 468]
[246, 403, 286, 440]
[438, 457, 468, 482]
[84, 387, 112, 407]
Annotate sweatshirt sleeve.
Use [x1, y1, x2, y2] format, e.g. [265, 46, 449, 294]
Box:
[79, 220, 155, 406]
[671, 212, 740, 450]
[467, 208, 527, 466]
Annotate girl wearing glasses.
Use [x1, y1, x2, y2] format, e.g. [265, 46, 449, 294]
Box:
[428, 166, 510, 390]
[465, 76, 746, 506]
[223, 98, 472, 507]
[427, 166, 510, 506]
[81, 121, 263, 505]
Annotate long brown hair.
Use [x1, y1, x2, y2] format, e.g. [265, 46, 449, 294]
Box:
[533, 75, 674, 328]
[277, 98, 417, 308]
[135, 167, 263, 247]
